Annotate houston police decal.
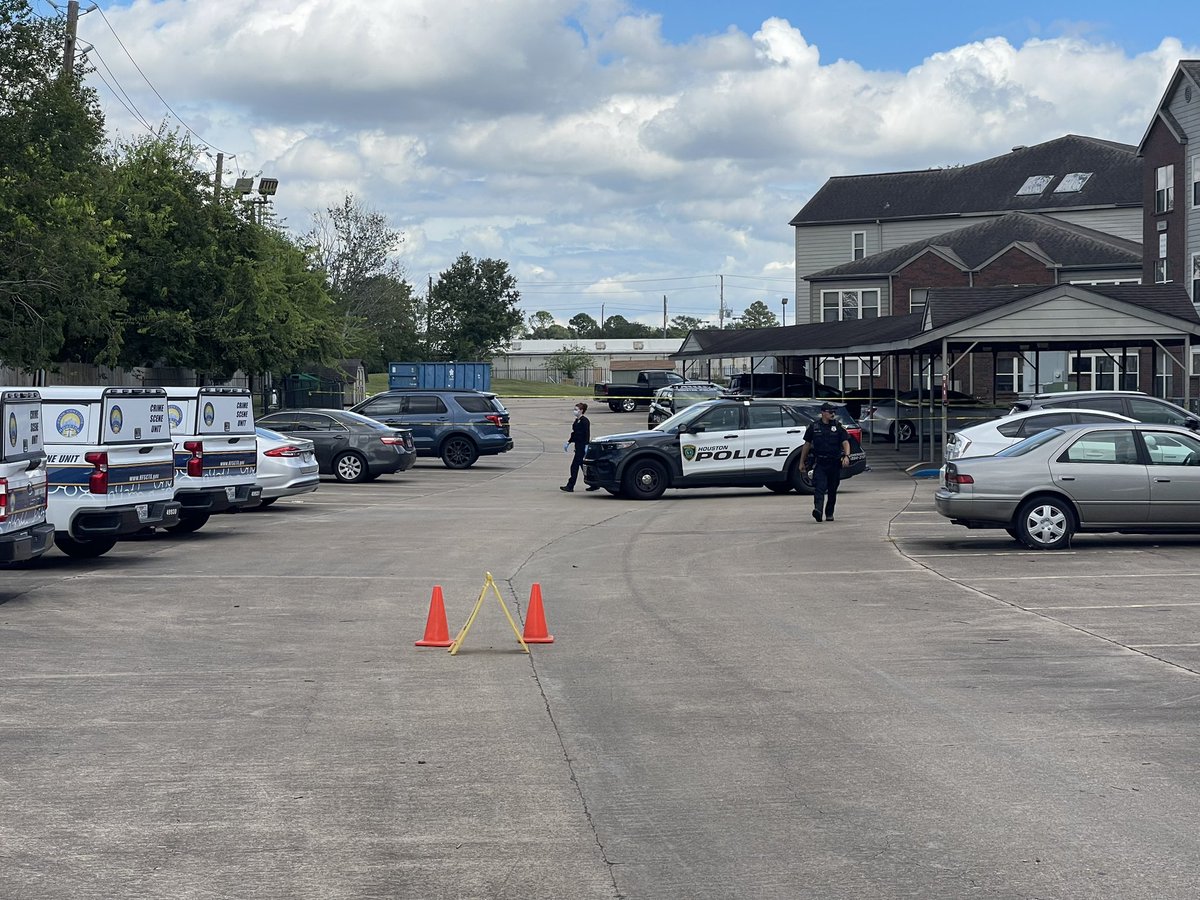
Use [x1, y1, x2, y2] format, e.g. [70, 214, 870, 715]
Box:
[203, 402, 215, 427]
[109, 405, 123, 435]
[7, 411, 16, 448]
[168, 404, 183, 428]
[56, 408, 85, 438]
[682, 444, 697, 461]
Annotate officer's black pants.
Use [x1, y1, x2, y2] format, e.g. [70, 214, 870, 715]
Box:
[566, 448, 585, 488]
[812, 460, 842, 516]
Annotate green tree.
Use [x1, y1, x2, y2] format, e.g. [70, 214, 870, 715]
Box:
[734, 300, 779, 329]
[568, 312, 600, 337]
[305, 194, 417, 367]
[667, 315, 708, 337]
[543, 344, 595, 380]
[0, 0, 124, 368]
[600, 315, 655, 338]
[427, 254, 523, 359]
[525, 310, 570, 339]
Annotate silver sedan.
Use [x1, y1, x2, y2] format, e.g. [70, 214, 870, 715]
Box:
[934, 423, 1200, 549]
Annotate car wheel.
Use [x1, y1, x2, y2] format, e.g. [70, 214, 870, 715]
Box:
[765, 482, 793, 494]
[621, 458, 667, 500]
[620, 398, 638, 413]
[333, 451, 369, 483]
[608, 402, 623, 412]
[892, 420, 916, 443]
[440, 436, 479, 469]
[55, 532, 117, 559]
[1015, 497, 1075, 550]
[788, 458, 815, 495]
[167, 512, 210, 534]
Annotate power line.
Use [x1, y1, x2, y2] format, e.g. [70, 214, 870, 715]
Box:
[87, 44, 155, 133]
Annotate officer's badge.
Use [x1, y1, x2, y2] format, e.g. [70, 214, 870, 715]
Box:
[682, 444, 696, 461]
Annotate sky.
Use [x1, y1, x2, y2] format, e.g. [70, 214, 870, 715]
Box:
[54, 0, 1199, 328]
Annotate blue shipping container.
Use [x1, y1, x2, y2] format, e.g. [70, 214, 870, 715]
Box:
[388, 362, 492, 391]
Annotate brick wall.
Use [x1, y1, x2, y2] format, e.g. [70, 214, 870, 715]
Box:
[1141, 116, 1186, 285]
[891, 251, 969, 314]
[974, 247, 1056, 286]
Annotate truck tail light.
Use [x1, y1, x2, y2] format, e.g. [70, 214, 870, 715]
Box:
[184, 440, 203, 478]
[264, 445, 304, 458]
[85, 451, 109, 494]
[0, 477, 7, 523]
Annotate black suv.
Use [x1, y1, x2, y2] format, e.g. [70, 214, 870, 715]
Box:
[1009, 391, 1200, 430]
[350, 389, 513, 468]
[583, 397, 866, 500]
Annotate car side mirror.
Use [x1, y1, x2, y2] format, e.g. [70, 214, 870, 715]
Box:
[689, 424, 705, 433]
[1186, 417, 1200, 430]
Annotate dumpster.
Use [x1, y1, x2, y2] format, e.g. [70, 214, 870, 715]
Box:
[388, 362, 492, 391]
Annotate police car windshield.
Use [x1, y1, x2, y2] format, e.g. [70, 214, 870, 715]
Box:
[654, 399, 724, 432]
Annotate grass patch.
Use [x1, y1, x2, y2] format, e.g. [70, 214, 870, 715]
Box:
[363, 373, 590, 399]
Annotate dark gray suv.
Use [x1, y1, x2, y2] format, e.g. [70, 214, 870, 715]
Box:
[1009, 391, 1200, 431]
[350, 389, 513, 468]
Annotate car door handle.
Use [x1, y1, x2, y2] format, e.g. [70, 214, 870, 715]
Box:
[1058, 475, 1075, 481]
[787, 429, 804, 434]
[723, 434, 739, 439]
[1155, 478, 1172, 483]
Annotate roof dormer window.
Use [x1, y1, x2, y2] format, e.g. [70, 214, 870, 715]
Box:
[1016, 175, 1054, 196]
[1054, 172, 1092, 193]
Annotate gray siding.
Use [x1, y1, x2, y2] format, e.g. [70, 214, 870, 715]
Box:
[957, 297, 1173, 340]
[807, 279, 890, 323]
[1169, 81, 1200, 299]
[1065, 269, 1142, 285]
[1045, 207, 1142, 242]
[795, 224, 883, 322]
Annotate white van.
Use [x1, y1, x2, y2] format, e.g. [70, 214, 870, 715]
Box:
[0, 390, 54, 562]
[164, 387, 260, 532]
[37, 386, 180, 558]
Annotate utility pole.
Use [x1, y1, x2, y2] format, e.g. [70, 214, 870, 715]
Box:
[62, 1, 81, 77]
[600, 303, 605, 335]
[663, 295, 668, 338]
[718, 275, 724, 329]
[212, 153, 224, 207]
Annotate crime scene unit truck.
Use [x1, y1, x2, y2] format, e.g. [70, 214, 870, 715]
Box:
[0, 389, 54, 563]
[163, 387, 260, 533]
[37, 386, 180, 558]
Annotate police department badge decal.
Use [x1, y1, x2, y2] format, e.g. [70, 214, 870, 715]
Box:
[109, 405, 123, 435]
[203, 402, 216, 427]
[682, 444, 697, 461]
[8, 412, 17, 448]
[56, 409, 84, 438]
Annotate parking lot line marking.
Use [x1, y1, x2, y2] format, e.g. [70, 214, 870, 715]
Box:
[976, 573, 1200, 582]
[1026, 602, 1200, 610]
[1129, 643, 1200, 648]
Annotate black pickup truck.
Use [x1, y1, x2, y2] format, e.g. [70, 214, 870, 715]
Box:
[593, 370, 686, 412]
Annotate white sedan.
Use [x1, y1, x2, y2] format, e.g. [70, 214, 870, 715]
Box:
[254, 426, 320, 507]
[944, 408, 1135, 460]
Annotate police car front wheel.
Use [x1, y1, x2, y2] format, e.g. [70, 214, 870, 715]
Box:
[622, 459, 667, 500]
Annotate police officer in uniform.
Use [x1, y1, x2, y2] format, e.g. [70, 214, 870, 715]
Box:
[798, 402, 851, 522]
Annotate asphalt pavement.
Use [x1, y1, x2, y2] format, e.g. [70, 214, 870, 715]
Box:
[3, 398, 1200, 899]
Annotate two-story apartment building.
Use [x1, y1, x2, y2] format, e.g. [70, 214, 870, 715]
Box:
[791, 134, 1143, 324]
[1137, 60, 1200, 312]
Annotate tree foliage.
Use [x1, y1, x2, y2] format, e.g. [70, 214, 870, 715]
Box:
[543, 344, 595, 379]
[525, 310, 571, 339]
[427, 254, 523, 359]
[734, 300, 779, 330]
[569, 313, 600, 337]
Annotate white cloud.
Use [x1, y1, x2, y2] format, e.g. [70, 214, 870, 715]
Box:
[79, 3, 1197, 319]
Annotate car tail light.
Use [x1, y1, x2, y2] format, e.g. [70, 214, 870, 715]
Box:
[380, 436, 404, 445]
[944, 466, 974, 492]
[264, 445, 304, 458]
[183, 440, 203, 478]
[848, 427, 862, 444]
[85, 451, 109, 494]
[484, 414, 504, 426]
[0, 477, 7, 523]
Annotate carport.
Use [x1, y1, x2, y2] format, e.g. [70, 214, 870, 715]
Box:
[674, 283, 1200, 461]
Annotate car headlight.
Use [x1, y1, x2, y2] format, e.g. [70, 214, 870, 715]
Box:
[601, 440, 636, 451]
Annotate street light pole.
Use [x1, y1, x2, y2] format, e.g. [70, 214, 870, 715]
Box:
[781, 297, 788, 327]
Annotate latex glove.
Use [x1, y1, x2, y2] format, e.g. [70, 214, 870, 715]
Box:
[563, 442, 570, 452]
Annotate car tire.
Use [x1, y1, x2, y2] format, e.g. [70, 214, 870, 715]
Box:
[1015, 496, 1075, 551]
[621, 458, 667, 500]
[55, 532, 117, 559]
[333, 451, 369, 483]
[788, 458, 815, 495]
[608, 401, 623, 412]
[765, 482, 793, 494]
[1005, 526, 1022, 543]
[620, 398, 638, 413]
[891, 420, 916, 443]
[167, 512, 210, 534]
[604, 487, 624, 496]
[440, 436, 479, 469]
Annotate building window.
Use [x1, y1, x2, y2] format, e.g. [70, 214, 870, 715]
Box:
[821, 357, 876, 391]
[1071, 352, 1139, 391]
[911, 358, 943, 392]
[909, 289, 928, 315]
[821, 289, 880, 322]
[1193, 254, 1200, 302]
[1156, 233, 1169, 283]
[1054, 172, 1092, 193]
[1016, 175, 1053, 196]
[1193, 155, 1200, 208]
[995, 356, 1027, 394]
[1156, 353, 1175, 400]
[1156, 164, 1174, 213]
[851, 231, 866, 261]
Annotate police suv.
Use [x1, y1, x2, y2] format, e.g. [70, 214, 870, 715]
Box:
[583, 397, 867, 500]
[38, 386, 180, 558]
[0, 390, 54, 562]
[164, 386, 261, 532]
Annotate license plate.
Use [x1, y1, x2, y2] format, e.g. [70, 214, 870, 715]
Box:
[136, 503, 150, 522]
[226, 486, 237, 501]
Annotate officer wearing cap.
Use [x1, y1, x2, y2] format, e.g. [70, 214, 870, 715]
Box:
[798, 402, 851, 522]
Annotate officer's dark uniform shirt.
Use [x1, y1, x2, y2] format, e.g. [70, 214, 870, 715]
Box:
[802, 419, 848, 461]
[568, 415, 590, 452]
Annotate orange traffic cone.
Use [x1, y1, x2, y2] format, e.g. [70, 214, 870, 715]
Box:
[522, 583, 554, 644]
[415, 585, 454, 647]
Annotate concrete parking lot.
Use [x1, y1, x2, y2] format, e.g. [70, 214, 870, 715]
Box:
[3, 397, 1200, 899]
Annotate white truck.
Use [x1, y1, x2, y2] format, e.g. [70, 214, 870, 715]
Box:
[164, 386, 260, 532]
[0, 390, 55, 563]
[37, 386, 180, 558]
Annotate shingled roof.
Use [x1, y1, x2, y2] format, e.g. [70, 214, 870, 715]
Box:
[791, 135, 1141, 226]
[805, 212, 1142, 280]
[1137, 61, 1200, 154]
[925, 284, 1200, 328]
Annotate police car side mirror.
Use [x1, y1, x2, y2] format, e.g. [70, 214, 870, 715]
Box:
[689, 424, 705, 433]
[1187, 416, 1200, 430]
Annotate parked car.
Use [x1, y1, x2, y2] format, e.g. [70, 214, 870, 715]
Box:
[256, 409, 415, 483]
[944, 408, 1136, 460]
[350, 389, 513, 468]
[594, 370, 686, 413]
[583, 397, 866, 499]
[840, 387, 898, 421]
[723, 372, 841, 399]
[253, 426, 320, 506]
[1008, 390, 1200, 430]
[860, 389, 1006, 442]
[935, 422, 1200, 549]
[647, 381, 725, 428]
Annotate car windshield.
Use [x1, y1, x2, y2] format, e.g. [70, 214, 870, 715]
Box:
[995, 427, 1064, 457]
[655, 400, 724, 431]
